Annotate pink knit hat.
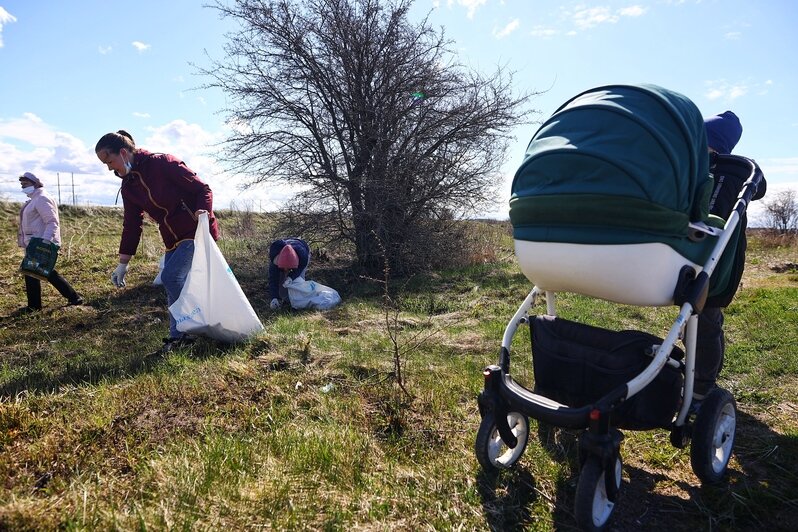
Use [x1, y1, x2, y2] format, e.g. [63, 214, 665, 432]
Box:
[275, 244, 300, 269]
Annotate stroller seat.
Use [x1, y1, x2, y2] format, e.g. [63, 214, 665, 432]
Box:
[514, 241, 705, 306]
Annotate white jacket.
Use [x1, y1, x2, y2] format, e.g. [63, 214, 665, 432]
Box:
[18, 188, 61, 247]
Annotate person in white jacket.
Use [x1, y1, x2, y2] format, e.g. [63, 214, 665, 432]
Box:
[17, 172, 83, 312]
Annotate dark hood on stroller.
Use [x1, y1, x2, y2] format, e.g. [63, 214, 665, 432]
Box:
[510, 83, 712, 247]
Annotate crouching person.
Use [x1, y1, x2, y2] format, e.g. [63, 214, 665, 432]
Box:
[268, 238, 310, 309]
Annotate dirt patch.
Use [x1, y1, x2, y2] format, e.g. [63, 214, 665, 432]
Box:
[770, 262, 798, 273]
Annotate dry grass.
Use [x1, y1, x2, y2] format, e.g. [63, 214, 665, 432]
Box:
[0, 203, 797, 530]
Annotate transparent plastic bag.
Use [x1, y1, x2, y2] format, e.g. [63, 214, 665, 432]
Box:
[284, 277, 341, 310]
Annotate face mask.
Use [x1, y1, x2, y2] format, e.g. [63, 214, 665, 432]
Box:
[22, 186, 35, 195]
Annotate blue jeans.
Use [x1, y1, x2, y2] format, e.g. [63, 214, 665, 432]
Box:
[161, 240, 195, 339]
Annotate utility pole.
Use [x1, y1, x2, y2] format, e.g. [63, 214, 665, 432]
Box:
[57, 172, 62, 204]
[72, 173, 76, 206]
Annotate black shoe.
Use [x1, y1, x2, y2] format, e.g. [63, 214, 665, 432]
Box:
[691, 377, 720, 413]
[687, 397, 703, 416]
[67, 296, 85, 306]
[688, 386, 717, 416]
[159, 335, 197, 353]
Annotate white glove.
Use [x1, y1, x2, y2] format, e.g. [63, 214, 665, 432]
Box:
[111, 263, 129, 288]
[270, 298, 281, 310]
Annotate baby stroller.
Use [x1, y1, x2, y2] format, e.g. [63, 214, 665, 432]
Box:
[475, 84, 765, 531]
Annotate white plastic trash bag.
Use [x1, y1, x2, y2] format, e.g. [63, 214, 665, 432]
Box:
[168, 213, 264, 343]
[283, 277, 342, 310]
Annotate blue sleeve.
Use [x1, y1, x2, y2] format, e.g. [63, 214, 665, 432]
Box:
[288, 239, 310, 280]
[268, 240, 285, 299]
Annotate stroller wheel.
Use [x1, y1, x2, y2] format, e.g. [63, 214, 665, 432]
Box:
[690, 388, 736, 484]
[475, 411, 529, 471]
[574, 455, 623, 532]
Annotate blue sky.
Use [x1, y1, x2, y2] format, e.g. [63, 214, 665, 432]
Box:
[1, 0, 796, 222]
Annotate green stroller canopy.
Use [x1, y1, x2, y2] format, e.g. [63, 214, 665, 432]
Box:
[510, 83, 713, 261]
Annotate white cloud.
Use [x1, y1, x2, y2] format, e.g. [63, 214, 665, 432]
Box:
[133, 112, 151, 118]
[744, 159, 798, 225]
[0, 114, 116, 205]
[493, 18, 520, 39]
[704, 80, 749, 102]
[728, 85, 748, 100]
[618, 5, 646, 17]
[142, 120, 295, 211]
[132, 41, 151, 53]
[724, 31, 741, 40]
[746, 179, 798, 227]
[98, 45, 112, 55]
[0, 114, 292, 211]
[565, 4, 647, 31]
[0, 114, 97, 174]
[705, 88, 724, 100]
[530, 25, 559, 38]
[447, 0, 487, 20]
[0, 6, 17, 47]
[759, 157, 798, 177]
[571, 6, 618, 30]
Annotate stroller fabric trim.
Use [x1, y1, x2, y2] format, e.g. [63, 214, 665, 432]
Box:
[511, 83, 712, 250]
[510, 193, 688, 238]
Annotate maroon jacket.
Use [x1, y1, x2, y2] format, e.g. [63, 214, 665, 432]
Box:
[119, 149, 219, 255]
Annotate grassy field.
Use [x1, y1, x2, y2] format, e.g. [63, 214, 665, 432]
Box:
[1, 200, 797, 531]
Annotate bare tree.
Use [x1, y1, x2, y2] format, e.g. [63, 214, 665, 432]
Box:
[200, 0, 537, 274]
[762, 189, 798, 234]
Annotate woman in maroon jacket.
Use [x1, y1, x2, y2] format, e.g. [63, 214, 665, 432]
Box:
[95, 130, 219, 352]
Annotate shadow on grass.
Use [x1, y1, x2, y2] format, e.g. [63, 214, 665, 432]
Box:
[476, 469, 538, 531]
[726, 409, 798, 530]
[0, 283, 242, 397]
[473, 408, 798, 531]
[2, 258, 380, 398]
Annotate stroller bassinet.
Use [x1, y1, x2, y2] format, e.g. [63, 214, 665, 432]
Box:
[475, 84, 765, 531]
[510, 83, 739, 306]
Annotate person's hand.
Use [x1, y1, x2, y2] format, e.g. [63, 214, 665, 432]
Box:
[270, 298, 281, 310]
[111, 263, 129, 288]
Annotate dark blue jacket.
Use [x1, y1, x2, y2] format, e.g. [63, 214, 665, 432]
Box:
[268, 238, 310, 300]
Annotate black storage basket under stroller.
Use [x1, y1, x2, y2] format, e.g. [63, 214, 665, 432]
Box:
[531, 315, 684, 430]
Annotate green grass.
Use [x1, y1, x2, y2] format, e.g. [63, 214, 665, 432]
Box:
[1, 200, 797, 530]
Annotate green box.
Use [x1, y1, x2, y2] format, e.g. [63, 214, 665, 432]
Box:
[20, 237, 60, 280]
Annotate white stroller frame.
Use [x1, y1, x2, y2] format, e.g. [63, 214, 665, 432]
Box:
[475, 155, 764, 531]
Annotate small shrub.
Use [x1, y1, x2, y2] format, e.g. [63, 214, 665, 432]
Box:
[754, 229, 798, 249]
